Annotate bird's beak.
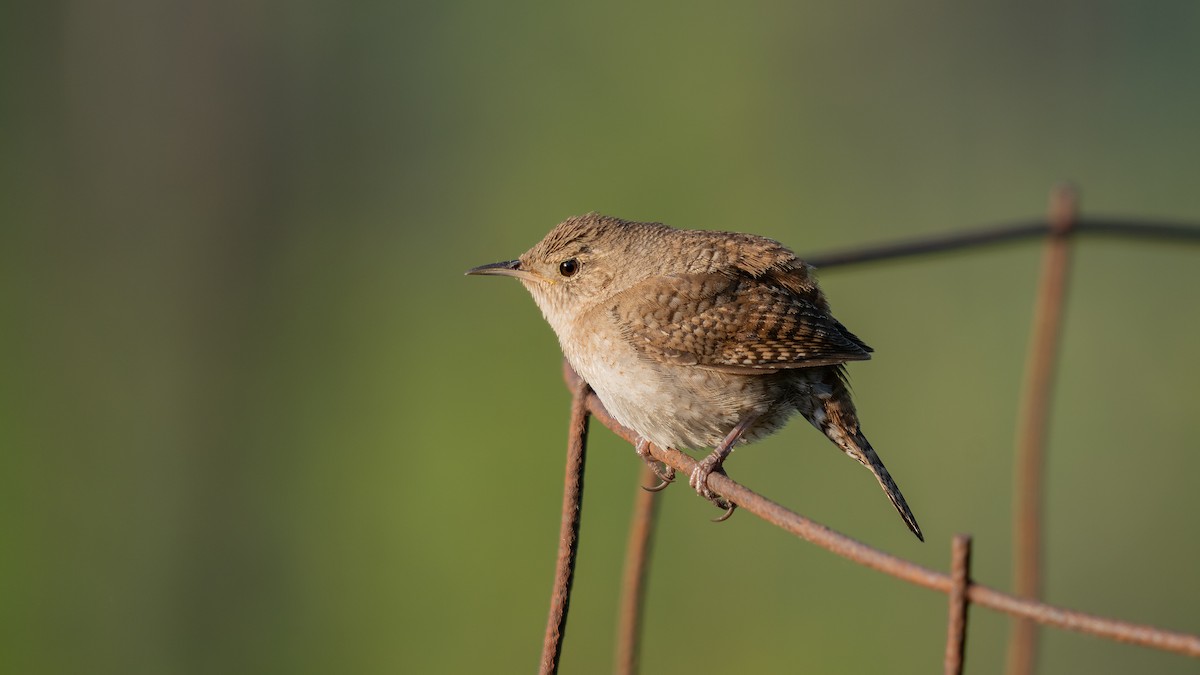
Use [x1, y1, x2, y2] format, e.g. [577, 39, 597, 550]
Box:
[464, 259, 549, 284]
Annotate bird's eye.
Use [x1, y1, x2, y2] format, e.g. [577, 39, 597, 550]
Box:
[558, 259, 579, 277]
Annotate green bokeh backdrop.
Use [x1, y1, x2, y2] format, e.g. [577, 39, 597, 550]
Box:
[3, 2, 1199, 673]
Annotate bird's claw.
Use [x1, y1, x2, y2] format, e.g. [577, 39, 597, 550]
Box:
[688, 456, 736, 521]
[687, 455, 721, 498]
[711, 503, 737, 522]
[636, 438, 675, 490]
[637, 438, 736, 520]
[642, 478, 672, 493]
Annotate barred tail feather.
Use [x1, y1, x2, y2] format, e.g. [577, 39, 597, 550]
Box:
[805, 370, 923, 541]
[817, 415, 924, 540]
[853, 433, 923, 541]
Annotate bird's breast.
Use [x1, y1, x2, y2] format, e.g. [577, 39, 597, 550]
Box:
[560, 324, 796, 451]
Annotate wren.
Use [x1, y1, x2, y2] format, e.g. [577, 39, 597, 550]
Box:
[467, 213, 923, 540]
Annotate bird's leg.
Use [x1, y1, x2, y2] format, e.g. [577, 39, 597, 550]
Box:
[688, 412, 760, 518]
[635, 437, 675, 491]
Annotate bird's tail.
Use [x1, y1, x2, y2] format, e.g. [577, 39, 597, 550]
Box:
[816, 416, 924, 541]
[802, 369, 923, 540]
[849, 431, 924, 541]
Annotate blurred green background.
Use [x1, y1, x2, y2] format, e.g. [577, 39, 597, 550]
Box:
[3, 2, 1199, 673]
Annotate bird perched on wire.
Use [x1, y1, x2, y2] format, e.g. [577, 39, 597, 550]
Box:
[467, 213, 923, 541]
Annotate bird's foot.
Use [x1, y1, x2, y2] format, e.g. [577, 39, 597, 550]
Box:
[636, 438, 675, 492]
[688, 453, 736, 521]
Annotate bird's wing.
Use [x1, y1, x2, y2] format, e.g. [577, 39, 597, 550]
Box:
[609, 270, 872, 373]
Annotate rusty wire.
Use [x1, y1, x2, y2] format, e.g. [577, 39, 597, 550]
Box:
[1006, 185, 1078, 674]
[802, 216, 1200, 268]
[538, 378, 591, 675]
[537, 198, 1200, 673]
[614, 466, 661, 675]
[944, 534, 974, 675]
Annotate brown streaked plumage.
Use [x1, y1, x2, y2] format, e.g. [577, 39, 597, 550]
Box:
[467, 213, 923, 541]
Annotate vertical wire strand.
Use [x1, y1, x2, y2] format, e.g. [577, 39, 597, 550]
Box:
[539, 380, 592, 675]
[1007, 185, 1078, 675]
[944, 534, 974, 675]
[615, 465, 663, 675]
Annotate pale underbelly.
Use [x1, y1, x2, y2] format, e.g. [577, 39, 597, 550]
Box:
[570, 349, 803, 450]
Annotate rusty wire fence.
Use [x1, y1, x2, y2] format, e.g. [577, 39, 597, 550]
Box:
[536, 186, 1200, 675]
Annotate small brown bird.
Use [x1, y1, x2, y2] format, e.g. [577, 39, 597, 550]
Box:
[467, 214, 922, 541]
